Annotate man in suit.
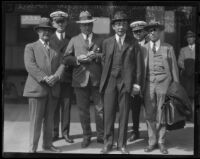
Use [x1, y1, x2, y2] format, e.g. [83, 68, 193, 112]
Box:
[49, 10, 74, 143]
[62, 11, 104, 148]
[23, 17, 64, 153]
[99, 11, 143, 154]
[142, 21, 179, 154]
[128, 20, 148, 142]
[178, 30, 195, 115]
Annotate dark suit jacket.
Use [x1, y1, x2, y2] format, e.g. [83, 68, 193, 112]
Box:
[62, 33, 103, 87]
[23, 40, 64, 98]
[50, 32, 72, 83]
[99, 35, 143, 93]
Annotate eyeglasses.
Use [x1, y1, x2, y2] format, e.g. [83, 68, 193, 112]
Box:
[149, 28, 159, 32]
[133, 30, 142, 34]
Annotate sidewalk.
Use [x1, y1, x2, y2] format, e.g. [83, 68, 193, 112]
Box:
[3, 103, 194, 155]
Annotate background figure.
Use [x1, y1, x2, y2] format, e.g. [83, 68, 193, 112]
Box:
[178, 30, 195, 115]
[50, 11, 73, 143]
[23, 18, 64, 153]
[143, 21, 179, 154]
[62, 11, 104, 148]
[99, 11, 143, 154]
[128, 20, 148, 142]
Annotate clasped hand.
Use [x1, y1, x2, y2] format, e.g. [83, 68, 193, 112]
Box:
[43, 75, 59, 87]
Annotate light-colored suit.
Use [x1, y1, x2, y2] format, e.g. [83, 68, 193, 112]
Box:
[23, 40, 64, 151]
[142, 41, 179, 146]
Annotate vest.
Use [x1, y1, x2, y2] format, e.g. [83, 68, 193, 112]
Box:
[147, 47, 168, 82]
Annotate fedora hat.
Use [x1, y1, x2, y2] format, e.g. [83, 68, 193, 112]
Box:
[145, 20, 165, 31]
[111, 11, 129, 24]
[185, 30, 195, 38]
[130, 21, 147, 31]
[76, 11, 96, 24]
[50, 11, 68, 21]
[34, 17, 56, 32]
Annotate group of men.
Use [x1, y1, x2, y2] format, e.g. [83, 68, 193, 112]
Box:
[23, 9, 194, 154]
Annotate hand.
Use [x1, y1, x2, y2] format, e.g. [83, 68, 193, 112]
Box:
[131, 84, 140, 96]
[77, 54, 87, 61]
[87, 51, 96, 60]
[46, 75, 59, 87]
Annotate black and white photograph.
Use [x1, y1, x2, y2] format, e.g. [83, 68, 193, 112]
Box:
[2, 1, 200, 158]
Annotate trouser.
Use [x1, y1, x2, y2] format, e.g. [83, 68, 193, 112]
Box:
[144, 80, 170, 146]
[53, 83, 72, 137]
[75, 85, 104, 140]
[130, 95, 142, 132]
[29, 93, 57, 151]
[103, 75, 130, 148]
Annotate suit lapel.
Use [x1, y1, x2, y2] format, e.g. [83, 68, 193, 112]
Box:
[121, 36, 130, 55]
[79, 33, 88, 50]
[107, 36, 116, 58]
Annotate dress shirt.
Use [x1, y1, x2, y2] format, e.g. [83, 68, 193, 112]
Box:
[82, 33, 93, 45]
[150, 39, 161, 52]
[189, 44, 195, 51]
[56, 31, 65, 40]
[138, 39, 145, 46]
[115, 34, 126, 45]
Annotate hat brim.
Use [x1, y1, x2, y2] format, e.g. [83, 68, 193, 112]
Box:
[34, 26, 56, 32]
[111, 18, 129, 24]
[76, 19, 96, 24]
[145, 24, 165, 31]
[53, 16, 67, 21]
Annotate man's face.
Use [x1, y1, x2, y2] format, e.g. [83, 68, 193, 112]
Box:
[80, 23, 93, 35]
[149, 27, 161, 42]
[37, 28, 53, 42]
[133, 29, 147, 41]
[112, 21, 128, 37]
[52, 18, 68, 33]
[187, 37, 195, 45]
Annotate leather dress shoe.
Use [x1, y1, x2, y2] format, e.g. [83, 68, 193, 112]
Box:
[100, 145, 112, 154]
[63, 134, 74, 143]
[128, 131, 140, 142]
[52, 136, 60, 142]
[144, 144, 157, 152]
[97, 138, 104, 144]
[81, 138, 91, 148]
[43, 145, 61, 153]
[119, 147, 129, 154]
[29, 149, 37, 153]
[158, 143, 168, 154]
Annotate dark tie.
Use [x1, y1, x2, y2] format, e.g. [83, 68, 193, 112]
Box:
[152, 42, 156, 53]
[118, 37, 122, 50]
[60, 33, 64, 41]
[85, 35, 89, 48]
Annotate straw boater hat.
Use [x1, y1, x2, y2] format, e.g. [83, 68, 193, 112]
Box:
[111, 11, 129, 24]
[185, 30, 195, 39]
[130, 21, 147, 32]
[34, 17, 56, 32]
[50, 11, 69, 21]
[76, 11, 96, 23]
[145, 20, 165, 31]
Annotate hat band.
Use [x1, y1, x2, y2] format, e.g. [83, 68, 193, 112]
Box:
[79, 16, 92, 21]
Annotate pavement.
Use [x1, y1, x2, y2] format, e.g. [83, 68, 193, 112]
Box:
[3, 103, 194, 155]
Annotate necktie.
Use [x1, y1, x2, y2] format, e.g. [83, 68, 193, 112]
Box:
[118, 37, 122, 50]
[152, 42, 156, 53]
[85, 35, 89, 47]
[60, 33, 64, 41]
[44, 43, 50, 58]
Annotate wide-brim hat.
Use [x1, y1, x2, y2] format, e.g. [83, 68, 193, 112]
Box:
[50, 11, 69, 22]
[111, 11, 129, 24]
[185, 30, 195, 38]
[76, 11, 96, 24]
[130, 21, 147, 31]
[34, 17, 56, 32]
[145, 21, 165, 31]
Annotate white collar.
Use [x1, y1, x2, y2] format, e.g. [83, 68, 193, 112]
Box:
[39, 39, 49, 46]
[150, 39, 160, 51]
[138, 39, 145, 46]
[115, 34, 126, 45]
[82, 33, 93, 40]
[56, 31, 65, 40]
[188, 44, 195, 50]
